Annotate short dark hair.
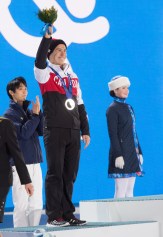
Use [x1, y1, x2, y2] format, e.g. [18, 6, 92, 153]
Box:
[110, 90, 116, 97]
[6, 76, 27, 99]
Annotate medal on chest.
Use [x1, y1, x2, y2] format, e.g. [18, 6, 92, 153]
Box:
[65, 98, 75, 110]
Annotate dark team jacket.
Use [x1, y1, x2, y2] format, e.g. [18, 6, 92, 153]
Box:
[34, 37, 90, 136]
[0, 117, 31, 187]
[106, 101, 142, 174]
[4, 100, 43, 165]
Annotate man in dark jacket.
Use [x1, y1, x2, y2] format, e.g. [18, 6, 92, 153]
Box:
[4, 77, 43, 227]
[0, 117, 33, 223]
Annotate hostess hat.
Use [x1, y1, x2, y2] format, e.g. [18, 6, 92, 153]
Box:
[108, 75, 131, 91]
[47, 39, 67, 58]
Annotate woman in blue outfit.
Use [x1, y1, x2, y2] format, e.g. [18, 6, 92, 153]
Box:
[106, 75, 144, 198]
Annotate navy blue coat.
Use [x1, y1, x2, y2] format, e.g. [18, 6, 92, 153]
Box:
[106, 101, 142, 174]
[4, 100, 43, 165]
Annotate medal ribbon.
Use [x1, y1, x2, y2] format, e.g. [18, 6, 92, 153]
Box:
[48, 66, 73, 99]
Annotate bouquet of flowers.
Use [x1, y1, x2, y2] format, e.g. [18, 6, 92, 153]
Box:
[37, 6, 57, 24]
[37, 6, 58, 35]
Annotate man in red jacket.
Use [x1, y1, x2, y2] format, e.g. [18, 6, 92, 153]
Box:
[34, 25, 90, 227]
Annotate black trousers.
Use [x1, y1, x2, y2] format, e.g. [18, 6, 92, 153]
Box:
[44, 127, 81, 221]
[0, 186, 10, 223]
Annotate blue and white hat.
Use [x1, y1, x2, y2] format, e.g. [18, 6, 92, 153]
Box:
[108, 75, 131, 91]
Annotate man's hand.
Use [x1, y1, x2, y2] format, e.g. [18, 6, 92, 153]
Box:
[45, 25, 53, 38]
[25, 183, 34, 196]
[32, 96, 40, 115]
[82, 135, 90, 149]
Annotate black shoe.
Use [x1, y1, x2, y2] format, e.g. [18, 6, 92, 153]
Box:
[68, 217, 87, 226]
[46, 217, 69, 227]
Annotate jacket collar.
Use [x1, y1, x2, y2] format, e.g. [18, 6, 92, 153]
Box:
[9, 99, 31, 112]
[48, 61, 74, 77]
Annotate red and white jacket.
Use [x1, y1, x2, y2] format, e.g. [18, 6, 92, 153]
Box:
[34, 37, 90, 135]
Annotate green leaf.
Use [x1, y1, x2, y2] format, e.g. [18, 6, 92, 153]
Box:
[37, 6, 58, 24]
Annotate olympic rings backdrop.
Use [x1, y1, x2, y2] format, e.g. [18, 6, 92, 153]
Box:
[0, 0, 163, 209]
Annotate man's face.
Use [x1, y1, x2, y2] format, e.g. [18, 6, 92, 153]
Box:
[49, 44, 67, 65]
[10, 83, 28, 104]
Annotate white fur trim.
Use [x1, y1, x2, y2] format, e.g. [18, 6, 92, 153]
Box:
[108, 76, 130, 91]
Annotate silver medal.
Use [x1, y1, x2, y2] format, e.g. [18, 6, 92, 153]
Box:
[65, 98, 75, 110]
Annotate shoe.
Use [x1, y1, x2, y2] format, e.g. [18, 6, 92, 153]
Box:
[46, 217, 69, 227]
[67, 217, 87, 226]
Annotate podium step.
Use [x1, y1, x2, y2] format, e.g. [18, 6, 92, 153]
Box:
[0, 221, 159, 237]
[80, 194, 163, 237]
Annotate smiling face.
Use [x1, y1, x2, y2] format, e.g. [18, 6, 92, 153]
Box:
[9, 83, 28, 105]
[114, 86, 129, 99]
[49, 44, 67, 66]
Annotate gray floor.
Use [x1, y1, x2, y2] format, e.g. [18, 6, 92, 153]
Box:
[0, 233, 34, 237]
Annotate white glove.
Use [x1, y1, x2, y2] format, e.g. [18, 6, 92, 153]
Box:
[139, 154, 143, 165]
[115, 156, 125, 169]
